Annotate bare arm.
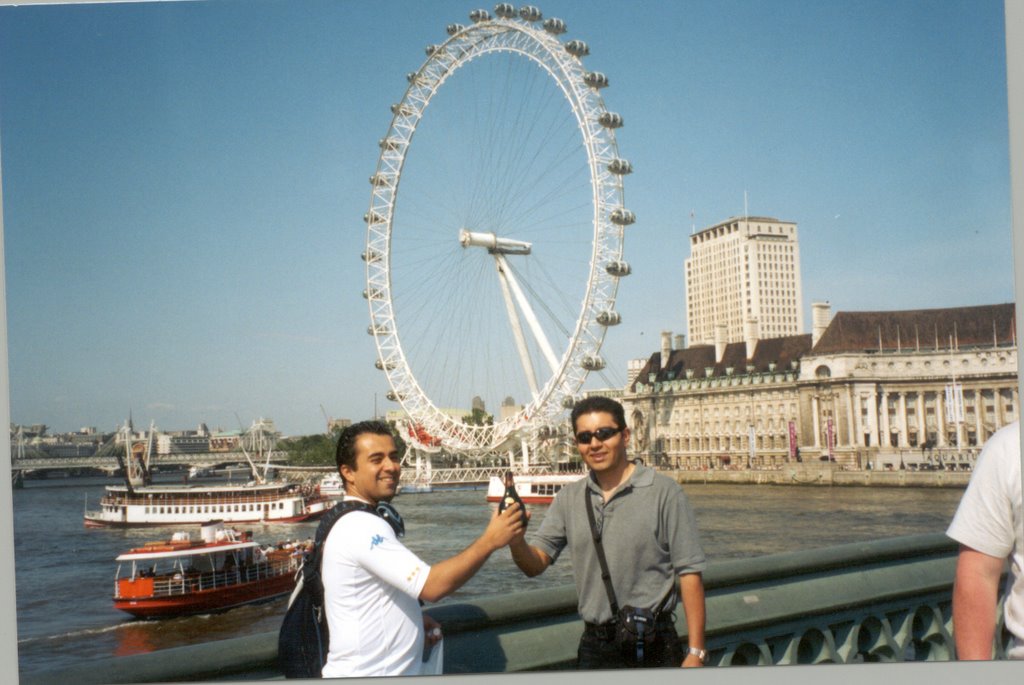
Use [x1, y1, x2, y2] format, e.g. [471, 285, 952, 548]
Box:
[508, 530, 552, 577]
[679, 572, 706, 668]
[419, 504, 524, 603]
[953, 545, 1005, 659]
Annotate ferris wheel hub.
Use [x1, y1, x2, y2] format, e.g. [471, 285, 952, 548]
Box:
[458, 229, 532, 255]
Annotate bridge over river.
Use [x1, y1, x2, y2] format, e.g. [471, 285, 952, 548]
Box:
[10, 451, 526, 490]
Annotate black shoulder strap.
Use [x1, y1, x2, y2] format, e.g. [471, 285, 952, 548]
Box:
[302, 501, 378, 591]
[584, 488, 619, 616]
[314, 500, 375, 547]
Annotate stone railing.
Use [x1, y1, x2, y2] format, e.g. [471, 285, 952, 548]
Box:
[20, 533, 1010, 683]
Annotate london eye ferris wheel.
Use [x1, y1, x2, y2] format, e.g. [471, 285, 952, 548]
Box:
[363, 5, 633, 459]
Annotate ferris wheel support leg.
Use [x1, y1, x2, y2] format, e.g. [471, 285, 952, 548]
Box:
[494, 255, 540, 399]
[494, 254, 561, 377]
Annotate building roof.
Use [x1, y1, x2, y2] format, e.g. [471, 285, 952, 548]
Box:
[812, 303, 1016, 354]
[627, 303, 1016, 393]
[629, 333, 812, 391]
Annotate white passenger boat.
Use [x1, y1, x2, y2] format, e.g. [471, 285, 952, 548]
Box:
[318, 473, 344, 499]
[85, 480, 330, 528]
[485, 472, 585, 504]
[84, 419, 330, 528]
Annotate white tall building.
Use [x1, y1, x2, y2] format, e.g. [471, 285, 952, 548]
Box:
[685, 216, 803, 345]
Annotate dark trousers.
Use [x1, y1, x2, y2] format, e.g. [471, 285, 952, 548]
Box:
[577, 619, 683, 670]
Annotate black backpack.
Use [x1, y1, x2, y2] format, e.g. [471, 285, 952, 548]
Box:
[277, 499, 405, 679]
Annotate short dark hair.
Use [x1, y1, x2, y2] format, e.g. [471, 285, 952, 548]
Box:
[570, 396, 627, 433]
[335, 420, 395, 473]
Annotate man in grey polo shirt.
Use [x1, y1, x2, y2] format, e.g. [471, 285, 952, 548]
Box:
[509, 396, 707, 669]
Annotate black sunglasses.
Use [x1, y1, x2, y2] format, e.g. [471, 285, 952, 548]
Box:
[575, 426, 623, 444]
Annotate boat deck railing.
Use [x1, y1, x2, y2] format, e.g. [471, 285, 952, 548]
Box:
[100, 489, 308, 508]
[118, 557, 301, 599]
[25, 533, 1013, 683]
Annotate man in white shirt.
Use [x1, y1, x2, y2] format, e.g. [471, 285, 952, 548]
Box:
[321, 420, 524, 677]
[947, 421, 1024, 660]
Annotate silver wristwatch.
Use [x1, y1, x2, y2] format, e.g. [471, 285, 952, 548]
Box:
[686, 647, 708, 664]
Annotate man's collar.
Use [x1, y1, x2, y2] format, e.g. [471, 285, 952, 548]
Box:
[586, 460, 654, 492]
[343, 495, 373, 505]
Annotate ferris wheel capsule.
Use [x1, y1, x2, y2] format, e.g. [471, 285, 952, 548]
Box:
[369, 173, 392, 187]
[364, 211, 385, 224]
[386, 391, 404, 402]
[543, 17, 567, 34]
[361, 249, 382, 263]
[596, 310, 622, 326]
[610, 208, 636, 226]
[391, 103, 414, 116]
[565, 40, 589, 58]
[580, 355, 606, 371]
[583, 72, 609, 89]
[598, 112, 623, 129]
[446, 23, 465, 36]
[379, 137, 401, 151]
[469, 9, 491, 22]
[605, 260, 631, 276]
[494, 3, 516, 18]
[607, 158, 633, 175]
[519, 6, 542, 22]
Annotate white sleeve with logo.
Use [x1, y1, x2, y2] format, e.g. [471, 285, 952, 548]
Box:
[346, 513, 431, 598]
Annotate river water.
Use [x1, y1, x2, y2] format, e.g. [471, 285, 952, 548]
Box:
[13, 474, 967, 678]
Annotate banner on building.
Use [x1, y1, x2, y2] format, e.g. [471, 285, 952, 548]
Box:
[788, 421, 797, 458]
[945, 383, 964, 424]
[826, 418, 835, 459]
[748, 425, 756, 465]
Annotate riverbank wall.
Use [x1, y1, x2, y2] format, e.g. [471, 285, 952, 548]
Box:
[670, 464, 971, 488]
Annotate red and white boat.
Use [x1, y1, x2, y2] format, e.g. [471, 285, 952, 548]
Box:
[113, 520, 309, 618]
[485, 472, 585, 504]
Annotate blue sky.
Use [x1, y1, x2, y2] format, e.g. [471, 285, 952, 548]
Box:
[0, 0, 1013, 437]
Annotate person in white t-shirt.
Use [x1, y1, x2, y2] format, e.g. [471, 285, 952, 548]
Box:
[321, 420, 524, 678]
[947, 420, 1024, 660]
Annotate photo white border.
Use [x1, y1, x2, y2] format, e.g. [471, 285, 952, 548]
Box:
[1, 2, 1023, 685]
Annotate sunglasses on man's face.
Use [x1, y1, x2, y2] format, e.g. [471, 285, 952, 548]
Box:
[575, 426, 623, 444]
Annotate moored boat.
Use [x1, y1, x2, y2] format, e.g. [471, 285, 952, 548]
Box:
[112, 520, 309, 619]
[485, 472, 585, 504]
[318, 473, 344, 499]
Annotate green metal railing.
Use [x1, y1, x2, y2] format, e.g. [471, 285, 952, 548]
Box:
[21, 533, 1010, 683]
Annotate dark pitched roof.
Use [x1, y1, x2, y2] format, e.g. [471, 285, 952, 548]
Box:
[629, 333, 812, 391]
[812, 303, 1016, 354]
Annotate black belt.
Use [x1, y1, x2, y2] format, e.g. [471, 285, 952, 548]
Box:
[583, 616, 675, 641]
